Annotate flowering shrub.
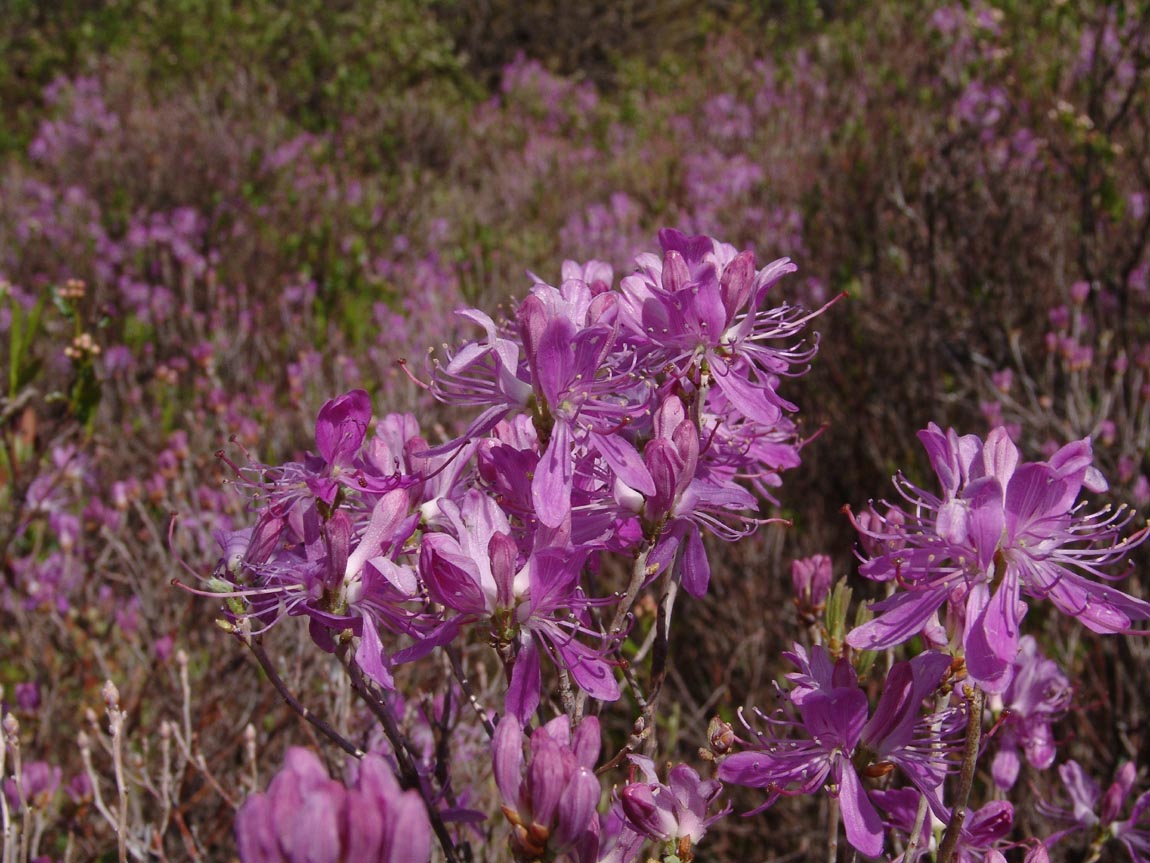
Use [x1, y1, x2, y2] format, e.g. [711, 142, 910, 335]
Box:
[195, 231, 1147, 863]
[2, 2, 1150, 861]
[198, 229, 823, 862]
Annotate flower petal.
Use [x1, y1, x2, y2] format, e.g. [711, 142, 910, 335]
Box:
[838, 762, 884, 858]
[846, 588, 949, 651]
[533, 419, 574, 528]
[506, 638, 542, 724]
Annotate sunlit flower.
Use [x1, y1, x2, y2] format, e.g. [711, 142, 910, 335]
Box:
[848, 425, 1150, 692]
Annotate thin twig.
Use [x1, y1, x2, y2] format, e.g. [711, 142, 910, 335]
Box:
[340, 651, 462, 863]
[902, 790, 931, 862]
[243, 637, 364, 758]
[556, 664, 578, 719]
[937, 686, 985, 863]
[641, 571, 678, 757]
[445, 645, 494, 738]
[607, 540, 654, 637]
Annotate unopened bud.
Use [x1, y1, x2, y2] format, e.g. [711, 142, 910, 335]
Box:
[791, 554, 833, 621]
[619, 782, 676, 841]
[707, 716, 735, 756]
[628, 715, 648, 750]
[824, 578, 854, 650]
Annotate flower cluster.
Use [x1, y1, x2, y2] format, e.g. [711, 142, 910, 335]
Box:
[210, 229, 826, 860]
[209, 223, 1150, 863]
[492, 714, 602, 863]
[716, 422, 1150, 860]
[235, 748, 430, 863]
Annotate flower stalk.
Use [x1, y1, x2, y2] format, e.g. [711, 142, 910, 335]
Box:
[937, 686, 986, 863]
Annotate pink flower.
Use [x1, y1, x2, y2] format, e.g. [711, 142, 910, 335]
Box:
[989, 636, 1071, 790]
[235, 748, 431, 863]
[848, 425, 1150, 692]
[1040, 761, 1150, 863]
[492, 715, 602, 863]
[618, 755, 728, 849]
[719, 646, 959, 858]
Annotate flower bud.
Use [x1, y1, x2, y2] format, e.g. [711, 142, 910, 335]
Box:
[707, 716, 735, 756]
[791, 554, 833, 618]
[620, 782, 677, 840]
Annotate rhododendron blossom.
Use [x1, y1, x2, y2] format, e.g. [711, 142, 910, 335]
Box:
[847, 425, 1150, 692]
[719, 645, 960, 857]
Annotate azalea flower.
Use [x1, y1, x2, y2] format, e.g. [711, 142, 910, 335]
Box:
[1039, 760, 1150, 863]
[618, 754, 729, 854]
[428, 273, 652, 528]
[492, 714, 602, 863]
[617, 395, 760, 597]
[235, 747, 430, 863]
[989, 635, 1071, 790]
[419, 491, 620, 721]
[615, 228, 830, 427]
[847, 425, 1150, 692]
[875, 787, 1014, 863]
[205, 393, 434, 689]
[718, 645, 959, 858]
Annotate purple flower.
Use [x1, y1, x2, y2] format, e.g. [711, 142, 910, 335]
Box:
[847, 425, 1150, 692]
[1040, 761, 1150, 862]
[308, 390, 418, 502]
[208, 485, 425, 689]
[594, 801, 646, 863]
[616, 395, 762, 597]
[615, 228, 829, 427]
[701, 387, 806, 505]
[618, 755, 728, 853]
[203, 397, 439, 690]
[792, 554, 834, 623]
[418, 230, 821, 593]
[3, 761, 61, 811]
[516, 279, 654, 527]
[235, 747, 431, 863]
[360, 412, 474, 519]
[427, 307, 533, 448]
[419, 492, 620, 722]
[431, 273, 653, 528]
[989, 636, 1071, 790]
[493, 714, 602, 863]
[302, 389, 372, 505]
[876, 788, 1014, 863]
[561, 258, 614, 295]
[719, 646, 959, 858]
[14, 682, 40, 712]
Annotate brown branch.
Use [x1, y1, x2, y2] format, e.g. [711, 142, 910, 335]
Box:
[937, 686, 985, 863]
[243, 637, 364, 759]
